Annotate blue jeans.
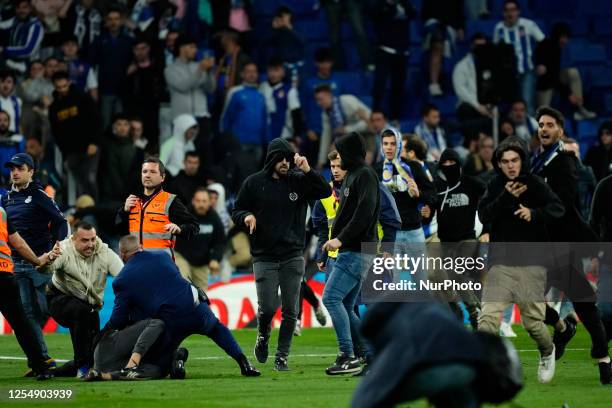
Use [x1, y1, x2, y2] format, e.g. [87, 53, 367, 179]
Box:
[13, 259, 51, 359]
[395, 228, 427, 283]
[519, 70, 537, 115]
[323, 251, 372, 357]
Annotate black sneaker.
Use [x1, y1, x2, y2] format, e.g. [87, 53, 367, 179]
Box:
[170, 348, 189, 379]
[36, 367, 55, 381]
[237, 354, 261, 377]
[118, 367, 152, 381]
[599, 361, 612, 385]
[254, 335, 269, 364]
[325, 353, 362, 376]
[54, 361, 77, 377]
[553, 317, 577, 360]
[274, 357, 290, 372]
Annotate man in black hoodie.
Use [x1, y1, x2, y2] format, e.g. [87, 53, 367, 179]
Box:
[49, 71, 101, 205]
[432, 148, 487, 328]
[321, 132, 380, 376]
[232, 138, 330, 371]
[531, 106, 611, 384]
[478, 138, 564, 384]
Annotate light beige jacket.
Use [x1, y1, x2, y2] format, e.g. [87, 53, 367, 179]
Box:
[48, 237, 123, 308]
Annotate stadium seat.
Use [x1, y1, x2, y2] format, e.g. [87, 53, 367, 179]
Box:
[254, 0, 279, 17]
[465, 20, 497, 40]
[400, 119, 419, 133]
[576, 119, 601, 141]
[566, 43, 606, 64]
[295, 19, 329, 41]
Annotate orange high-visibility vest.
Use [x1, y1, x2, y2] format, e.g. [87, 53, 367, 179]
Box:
[0, 208, 14, 273]
[128, 190, 177, 255]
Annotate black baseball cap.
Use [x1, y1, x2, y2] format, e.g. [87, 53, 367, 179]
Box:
[4, 153, 35, 169]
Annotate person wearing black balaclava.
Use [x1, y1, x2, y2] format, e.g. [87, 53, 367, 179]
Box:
[232, 138, 331, 372]
[432, 148, 488, 329]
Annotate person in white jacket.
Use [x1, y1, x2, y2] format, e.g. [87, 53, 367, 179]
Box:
[159, 114, 199, 177]
[314, 84, 371, 168]
[452, 33, 493, 142]
[44, 221, 124, 378]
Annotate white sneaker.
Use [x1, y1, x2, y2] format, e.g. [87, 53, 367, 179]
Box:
[429, 83, 443, 96]
[293, 321, 302, 337]
[537, 345, 556, 383]
[574, 107, 597, 121]
[499, 321, 517, 338]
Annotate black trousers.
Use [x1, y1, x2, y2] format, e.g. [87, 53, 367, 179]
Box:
[0, 272, 47, 371]
[373, 49, 407, 122]
[47, 288, 100, 368]
[545, 260, 609, 359]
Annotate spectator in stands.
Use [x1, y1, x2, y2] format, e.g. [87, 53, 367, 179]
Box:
[49, 70, 100, 205]
[314, 84, 371, 169]
[453, 33, 493, 142]
[367, 110, 389, 165]
[465, 0, 489, 20]
[175, 188, 225, 291]
[0, 71, 22, 133]
[499, 117, 516, 143]
[372, 0, 416, 122]
[32, 0, 68, 53]
[207, 182, 231, 233]
[59, 0, 101, 54]
[221, 62, 267, 177]
[493, 0, 545, 114]
[507, 99, 538, 144]
[322, 0, 371, 70]
[160, 114, 199, 178]
[99, 113, 137, 204]
[414, 104, 447, 162]
[259, 58, 303, 141]
[123, 37, 164, 145]
[168, 151, 204, 206]
[215, 29, 250, 100]
[164, 35, 215, 137]
[584, 121, 612, 182]
[422, 0, 465, 96]
[61, 34, 97, 100]
[0, 110, 24, 185]
[2, 152, 68, 370]
[130, 116, 149, 152]
[0, 0, 44, 73]
[564, 137, 597, 220]
[45, 221, 123, 378]
[89, 6, 134, 128]
[163, 29, 179, 66]
[535, 22, 596, 121]
[463, 133, 495, 183]
[18, 58, 55, 141]
[261, 6, 304, 79]
[24, 136, 60, 193]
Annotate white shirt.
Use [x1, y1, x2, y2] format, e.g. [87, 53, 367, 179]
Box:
[493, 17, 545, 74]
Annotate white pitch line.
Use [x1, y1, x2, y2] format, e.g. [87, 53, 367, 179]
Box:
[0, 349, 592, 362]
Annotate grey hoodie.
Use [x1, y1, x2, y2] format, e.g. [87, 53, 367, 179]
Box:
[164, 58, 216, 119]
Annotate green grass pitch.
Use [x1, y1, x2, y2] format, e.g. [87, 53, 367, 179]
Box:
[0, 326, 610, 407]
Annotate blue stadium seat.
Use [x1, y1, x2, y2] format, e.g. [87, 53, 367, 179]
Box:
[400, 119, 419, 133]
[593, 16, 612, 37]
[254, 0, 279, 17]
[295, 19, 329, 40]
[605, 94, 612, 114]
[545, 18, 588, 37]
[576, 119, 601, 141]
[566, 43, 606, 64]
[335, 71, 367, 95]
[589, 67, 612, 89]
[465, 20, 497, 40]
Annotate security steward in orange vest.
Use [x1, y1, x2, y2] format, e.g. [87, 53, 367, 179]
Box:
[116, 158, 198, 258]
[0, 206, 59, 380]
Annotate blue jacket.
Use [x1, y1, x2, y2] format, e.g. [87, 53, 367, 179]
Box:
[89, 30, 133, 95]
[109, 251, 196, 331]
[1, 16, 43, 60]
[1, 181, 68, 258]
[220, 84, 267, 145]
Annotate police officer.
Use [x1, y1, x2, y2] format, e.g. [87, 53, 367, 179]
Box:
[0, 205, 59, 380]
[116, 158, 198, 258]
[1, 153, 68, 370]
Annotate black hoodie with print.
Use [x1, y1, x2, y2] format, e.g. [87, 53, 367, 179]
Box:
[232, 138, 331, 261]
[331, 132, 381, 252]
[434, 149, 487, 242]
